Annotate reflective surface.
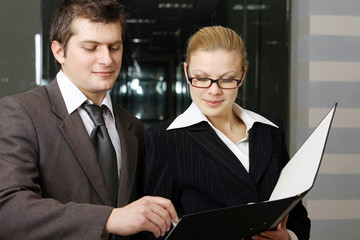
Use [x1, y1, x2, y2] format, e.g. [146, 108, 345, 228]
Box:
[111, 62, 169, 128]
[39, 0, 290, 129]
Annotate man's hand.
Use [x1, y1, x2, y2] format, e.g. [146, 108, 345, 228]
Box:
[104, 196, 178, 238]
[251, 215, 290, 240]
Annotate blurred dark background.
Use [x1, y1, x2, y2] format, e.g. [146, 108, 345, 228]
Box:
[42, 0, 290, 129]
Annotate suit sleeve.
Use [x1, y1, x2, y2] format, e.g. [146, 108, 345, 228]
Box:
[143, 124, 175, 201]
[0, 96, 113, 240]
[133, 123, 175, 240]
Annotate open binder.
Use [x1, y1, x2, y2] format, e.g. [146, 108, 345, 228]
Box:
[166, 103, 337, 240]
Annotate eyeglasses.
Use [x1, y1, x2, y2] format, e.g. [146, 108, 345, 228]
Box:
[186, 68, 245, 89]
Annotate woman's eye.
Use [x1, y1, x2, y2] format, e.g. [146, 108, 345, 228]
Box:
[195, 78, 209, 81]
[221, 79, 235, 83]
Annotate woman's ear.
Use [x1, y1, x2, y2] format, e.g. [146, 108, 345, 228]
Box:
[238, 67, 247, 87]
[51, 40, 65, 65]
[183, 62, 190, 84]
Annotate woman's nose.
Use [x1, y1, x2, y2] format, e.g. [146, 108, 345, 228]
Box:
[207, 81, 221, 95]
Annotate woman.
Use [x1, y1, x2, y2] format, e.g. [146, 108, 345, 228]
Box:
[143, 26, 310, 240]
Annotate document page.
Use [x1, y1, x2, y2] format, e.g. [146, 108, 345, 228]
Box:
[270, 105, 336, 200]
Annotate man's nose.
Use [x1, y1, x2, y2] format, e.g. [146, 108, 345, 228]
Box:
[98, 48, 112, 65]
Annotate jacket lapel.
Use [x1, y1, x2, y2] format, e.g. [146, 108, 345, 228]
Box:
[47, 79, 111, 205]
[113, 106, 138, 207]
[186, 122, 256, 189]
[248, 123, 273, 184]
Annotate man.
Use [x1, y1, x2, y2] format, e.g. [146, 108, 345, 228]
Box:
[0, 0, 177, 239]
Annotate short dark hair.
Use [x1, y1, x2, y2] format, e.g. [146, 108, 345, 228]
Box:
[50, 0, 127, 70]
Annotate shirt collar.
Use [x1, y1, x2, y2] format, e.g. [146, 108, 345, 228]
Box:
[232, 103, 278, 130]
[56, 70, 115, 120]
[167, 102, 278, 131]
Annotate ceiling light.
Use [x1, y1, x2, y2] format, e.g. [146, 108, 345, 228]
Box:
[232, 4, 243, 10]
[233, 4, 268, 11]
[247, 4, 268, 10]
[158, 3, 193, 9]
[126, 19, 156, 24]
[152, 30, 177, 36]
[132, 38, 149, 43]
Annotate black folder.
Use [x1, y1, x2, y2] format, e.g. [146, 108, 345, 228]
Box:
[166, 103, 337, 240]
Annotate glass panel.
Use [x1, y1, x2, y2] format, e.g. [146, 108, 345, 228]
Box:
[0, 0, 42, 98]
[41, 0, 60, 83]
[111, 62, 169, 128]
[210, 0, 290, 130]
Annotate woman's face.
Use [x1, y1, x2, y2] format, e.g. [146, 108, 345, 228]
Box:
[185, 49, 245, 119]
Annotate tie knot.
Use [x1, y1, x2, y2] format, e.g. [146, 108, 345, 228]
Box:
[83, 104, 106, 126]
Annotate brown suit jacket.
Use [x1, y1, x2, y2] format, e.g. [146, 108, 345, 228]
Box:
[0, 79, 144, 240]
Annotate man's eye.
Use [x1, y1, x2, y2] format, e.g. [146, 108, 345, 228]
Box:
[109, 45, 122, 51]
[83, 46, 96, 51]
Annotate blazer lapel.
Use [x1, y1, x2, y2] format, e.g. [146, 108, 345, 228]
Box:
[113, 106, 138, 207]
[186, 122, 255, 189]
[47, 79, 111, 205]
[248, 123, 273, 184]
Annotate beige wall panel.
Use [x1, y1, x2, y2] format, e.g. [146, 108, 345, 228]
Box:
[320, 154, 360, 174]
[309, 62, 360, 82]
[309, 108, 360, 128]
[310, 15, 360, 36]
[308, 200, 360, 220]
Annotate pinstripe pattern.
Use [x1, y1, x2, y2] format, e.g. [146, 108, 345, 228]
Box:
[142, 114, 310, 239]
[291, 0, 360, 238]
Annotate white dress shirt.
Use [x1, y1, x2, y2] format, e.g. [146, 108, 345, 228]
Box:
[56, 70, 122, 179]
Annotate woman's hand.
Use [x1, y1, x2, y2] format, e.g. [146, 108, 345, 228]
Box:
[251, 215, 290, 240]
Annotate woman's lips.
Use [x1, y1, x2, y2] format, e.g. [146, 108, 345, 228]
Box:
[204, 99, 222, 107]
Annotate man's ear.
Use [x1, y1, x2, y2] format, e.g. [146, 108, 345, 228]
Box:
[51, 40, 65, 65]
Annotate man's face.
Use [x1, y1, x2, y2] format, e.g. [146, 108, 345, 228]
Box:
[53, 18, 123, 104]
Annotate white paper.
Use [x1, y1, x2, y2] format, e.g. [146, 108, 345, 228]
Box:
[270, 105, 336, 201]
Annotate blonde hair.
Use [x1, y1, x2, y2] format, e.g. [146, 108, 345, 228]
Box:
[185, 26, 248, 69]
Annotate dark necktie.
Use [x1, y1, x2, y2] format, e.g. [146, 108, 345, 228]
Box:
[83, 104, 118, 207]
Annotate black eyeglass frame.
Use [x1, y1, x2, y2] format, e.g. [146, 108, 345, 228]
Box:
[185, 67, 246, 89]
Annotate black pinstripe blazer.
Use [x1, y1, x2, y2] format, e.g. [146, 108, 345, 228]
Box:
[142, 112, 310, 239]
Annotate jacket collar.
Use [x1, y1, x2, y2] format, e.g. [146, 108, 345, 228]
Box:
[113, 106, 139, 207]
[185, 122, 256, 189]
[47, 79, 112, 206]
[171, 102, 279, 189]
